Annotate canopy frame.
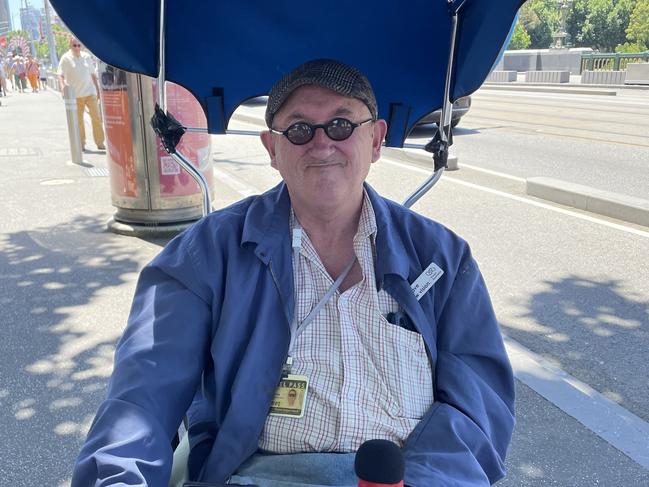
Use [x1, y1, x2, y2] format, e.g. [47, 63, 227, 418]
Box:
[154, 0, 212, 216]
[151, 0, 467, 215]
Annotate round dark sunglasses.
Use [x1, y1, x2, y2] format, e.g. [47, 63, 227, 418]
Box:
[270, 117, 374, 145]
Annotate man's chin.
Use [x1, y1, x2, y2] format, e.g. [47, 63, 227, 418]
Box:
[310, 185, 361, 209]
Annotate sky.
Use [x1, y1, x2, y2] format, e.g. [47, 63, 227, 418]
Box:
[8, 0, 46, 31]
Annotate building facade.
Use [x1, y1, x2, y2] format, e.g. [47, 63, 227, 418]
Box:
[0, 0, 13, 37]
[20, 4, 41, 42]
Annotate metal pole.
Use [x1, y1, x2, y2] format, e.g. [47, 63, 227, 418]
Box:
[43, 0, 58, 69]
[157, 0, 167, 110]
[402, 8, 459, 209]
[440, 13, 458, 145]
[63, 85, 83, 164]
[156, 0, 211, 216]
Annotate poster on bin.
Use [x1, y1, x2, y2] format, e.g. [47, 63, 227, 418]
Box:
[153, 81, 213, 198]
[100, 65, 138, 198]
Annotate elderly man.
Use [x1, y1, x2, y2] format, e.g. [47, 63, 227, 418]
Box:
[58, 37, 105, 151]
[72, 59, 515, 487]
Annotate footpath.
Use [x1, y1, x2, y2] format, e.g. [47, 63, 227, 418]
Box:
[1, 87, 648, 486]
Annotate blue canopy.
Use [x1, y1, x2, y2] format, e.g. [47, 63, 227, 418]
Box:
[50, 0, 522, 147]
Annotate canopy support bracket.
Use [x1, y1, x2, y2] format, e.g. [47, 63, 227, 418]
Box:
[402, 7, 459, 209]
[151, 0, 211, 217]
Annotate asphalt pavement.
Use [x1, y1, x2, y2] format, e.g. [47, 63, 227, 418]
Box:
[1, 85, 648, 486]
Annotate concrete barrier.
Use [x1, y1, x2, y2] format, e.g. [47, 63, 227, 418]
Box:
[487, 70, 517, 82]
[625, 63, 649, 85]
[493, 48, 592, 75]
[525, 71, 570, 83]
[526, 177, 649, 227]
[581, 70, 626, 85]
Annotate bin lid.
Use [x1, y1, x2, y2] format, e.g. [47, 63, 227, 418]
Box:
[49, 0, 522, 146]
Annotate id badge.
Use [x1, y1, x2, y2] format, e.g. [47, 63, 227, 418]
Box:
[268, 374, 308, 418]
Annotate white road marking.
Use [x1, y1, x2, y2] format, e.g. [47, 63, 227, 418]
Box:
[212, 167, 258, 197]
[382, 158, 649, 239]
[505, 336, 649, 471]
[452, 162, 526, 182]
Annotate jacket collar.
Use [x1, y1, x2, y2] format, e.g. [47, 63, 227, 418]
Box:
[364, 183, 411, 287]
[241, 182, 291, 265]
[240, 182, 411, 285]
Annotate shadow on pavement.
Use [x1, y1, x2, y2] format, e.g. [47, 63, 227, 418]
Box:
[500, 381, 649, 486]
[503, 275, 648, 418]
[0, 215, 143, 486]
[499, 275, 649, 485]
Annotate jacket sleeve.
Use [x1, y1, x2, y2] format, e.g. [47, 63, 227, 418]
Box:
[71, 229, 214, 486]
[403, 245, 516, 487]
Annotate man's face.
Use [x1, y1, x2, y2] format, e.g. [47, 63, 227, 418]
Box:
[287, 389, 297, 406]
[69, 39, 82, 56]
[261, 85, 386, 214]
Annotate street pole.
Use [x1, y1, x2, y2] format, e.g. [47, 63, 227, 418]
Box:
[43, 0, 58, 68]
[63, 85, 84, 165]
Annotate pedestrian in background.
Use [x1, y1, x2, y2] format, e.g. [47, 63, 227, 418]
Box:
[0, 59, 7, 96]
[39, 63, 48, 91]
[14, 56, 26, 93]
[5, 56, 15, 91]
[25, 55, 40, 93]
[57, 37, 105, 151]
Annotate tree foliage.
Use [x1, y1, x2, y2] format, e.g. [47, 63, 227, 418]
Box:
[570, 0, 635, 51]
[2, 25, 71, 65]
[615, 41, 648, 52]
[48, 25, 72, 60]
[27, 25, 71, 65]
[508, 19, 532, 49]
[519, 0, 560, 49]
[625, 0, 649, 49]
[517, 0, 647, 52]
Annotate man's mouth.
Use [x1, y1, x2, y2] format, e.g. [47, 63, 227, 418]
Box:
[306, 160, 344, 167]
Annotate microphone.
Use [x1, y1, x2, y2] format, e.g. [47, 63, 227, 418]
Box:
[354, 439, 405, 487]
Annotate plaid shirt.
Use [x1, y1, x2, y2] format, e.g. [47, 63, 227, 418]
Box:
[259, 192, 434, 453]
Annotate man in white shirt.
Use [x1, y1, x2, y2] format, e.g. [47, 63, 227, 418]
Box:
[58, 37, 105, 151]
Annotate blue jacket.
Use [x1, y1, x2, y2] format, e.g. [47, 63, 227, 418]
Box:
[72, 182, 515, 486]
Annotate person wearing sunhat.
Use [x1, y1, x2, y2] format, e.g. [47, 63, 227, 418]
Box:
[25, 54, 40, 93]
[71, 58, 514, 487]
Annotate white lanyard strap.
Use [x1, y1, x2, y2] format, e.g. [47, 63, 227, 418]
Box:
[288, 229, 356, 357]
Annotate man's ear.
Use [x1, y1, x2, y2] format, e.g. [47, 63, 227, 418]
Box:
[260, 130, 278, 169]
[371, 119, 388, 163]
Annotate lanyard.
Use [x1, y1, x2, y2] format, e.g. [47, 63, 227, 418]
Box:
[286, 228, 356, 370]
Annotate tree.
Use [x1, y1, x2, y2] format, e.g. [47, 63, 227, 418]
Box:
[519, 0, 560, 49]
[28, 24, 73, 65]
[615, 41, 648, 52]
[508, 19, 533, 49]
[625, 0, 649, 49]
[567, 0, 636, 51]
[47, 24, 72, 61]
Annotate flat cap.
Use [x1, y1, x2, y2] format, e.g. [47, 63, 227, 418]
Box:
[265, 58, 378, 127]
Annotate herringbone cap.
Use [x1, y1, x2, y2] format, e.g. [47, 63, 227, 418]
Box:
[265, 59, 378, 128]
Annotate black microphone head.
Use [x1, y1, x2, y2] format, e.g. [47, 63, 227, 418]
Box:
[354, 439, 405, 484]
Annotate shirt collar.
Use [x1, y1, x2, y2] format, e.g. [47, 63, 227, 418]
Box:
[288, 189, 377, 243]
[241, 182, 411, 283]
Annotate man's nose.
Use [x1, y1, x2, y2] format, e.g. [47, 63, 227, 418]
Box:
[309, 126, 335, 150]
